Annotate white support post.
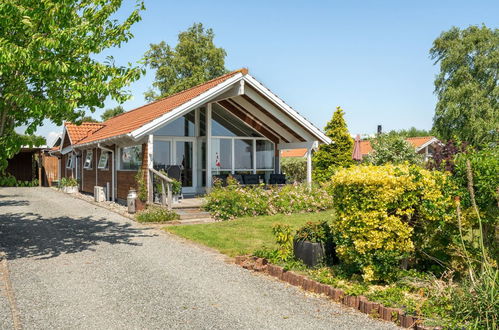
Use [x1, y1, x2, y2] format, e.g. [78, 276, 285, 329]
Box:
[252, 140, 257, 174]
[206, 103, 212, 188]
[147, 134, 154, 203]
[306, 148, 312, 187]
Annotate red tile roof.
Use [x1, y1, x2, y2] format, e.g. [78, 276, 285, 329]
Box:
[281, 149, 307, 158]
[65, 122, 105, 144]
[359, 136, 436, 156]
[75, 69, 247, 146]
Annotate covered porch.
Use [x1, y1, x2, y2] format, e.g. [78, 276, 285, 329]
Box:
[144, 80, 325, 196]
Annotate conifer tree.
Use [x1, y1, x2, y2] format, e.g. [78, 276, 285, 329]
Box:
[312, 107, 353, 182]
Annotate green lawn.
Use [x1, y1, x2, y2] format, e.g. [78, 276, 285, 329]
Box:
[165, 210, 335, 257]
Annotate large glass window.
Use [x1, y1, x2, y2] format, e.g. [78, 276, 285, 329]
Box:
[211, 138, 232, 171]
[120, 145, 142, 170]
[256, 140, 274, 169]
[234, 139, 253, 170]
[211, 104, 262, 137]
[153, 112, 195, 137]
[153, 140, 171, 170]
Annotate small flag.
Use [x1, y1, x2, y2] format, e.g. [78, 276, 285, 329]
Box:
[215, 152, 221, 167]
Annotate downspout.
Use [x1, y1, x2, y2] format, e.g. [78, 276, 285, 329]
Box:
[98, 143, 115, 202]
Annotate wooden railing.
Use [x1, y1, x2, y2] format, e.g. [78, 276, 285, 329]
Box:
[148, 168, 174, 210]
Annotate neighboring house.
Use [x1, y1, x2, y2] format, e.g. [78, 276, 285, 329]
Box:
[281, 136, 441, 161]
[5, 145, 59, 186]
[358, 136, 441, 161]
[51, 69, 330, 202]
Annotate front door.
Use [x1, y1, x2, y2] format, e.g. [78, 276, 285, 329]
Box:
[153, 137, 196, 194]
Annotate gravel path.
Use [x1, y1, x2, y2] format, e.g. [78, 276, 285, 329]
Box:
[0, 187, 398, 330]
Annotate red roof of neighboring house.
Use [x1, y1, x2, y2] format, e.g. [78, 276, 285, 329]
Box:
[281, 136, 438, 159]
[74, 69, 247, 146]
[65, 122, 105, 144]
[281, 149, 307, 158]
[359, 136, 437, 156]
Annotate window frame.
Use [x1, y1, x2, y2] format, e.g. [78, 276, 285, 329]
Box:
[66, 154, 74, 169]
[119, 145, 143, 171]
[98, 152, 109, 170]
[83, 150, 93, 169]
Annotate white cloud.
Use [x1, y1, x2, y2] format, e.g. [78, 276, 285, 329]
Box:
[46, 131, 61, 147]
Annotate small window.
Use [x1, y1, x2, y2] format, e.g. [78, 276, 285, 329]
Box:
[66, 155, 74, 169]
[120, 145, 142, 170]
[98, 152, 109, 170]
[83, 150, 93, 169]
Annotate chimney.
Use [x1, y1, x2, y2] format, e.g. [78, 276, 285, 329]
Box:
[377, 125, 382, 135]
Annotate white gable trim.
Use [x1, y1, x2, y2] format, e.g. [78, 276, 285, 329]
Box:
[415, 137, 441, 152]
[243, 75, 331, 144]
[129, 73, 244, 140]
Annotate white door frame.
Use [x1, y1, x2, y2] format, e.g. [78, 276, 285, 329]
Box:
[153, 136, 197, 194]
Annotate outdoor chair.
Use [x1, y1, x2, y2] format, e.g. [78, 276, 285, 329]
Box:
[269, 174, 286, 185]
[166, 165, 183, 201]
[243, 174, 260, 185]
[212, 174, 228, 186]
[231, 174, 244, 185]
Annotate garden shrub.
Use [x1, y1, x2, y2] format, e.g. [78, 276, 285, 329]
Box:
[329, 164, 457, 282]
[0, 174, 39, 187]
[135, 205, 179, 223]
[280, 157, 306, 183]
[59, 177, 78, 187]
[295, 220, 337, 264]
[204, 180, 334, 220]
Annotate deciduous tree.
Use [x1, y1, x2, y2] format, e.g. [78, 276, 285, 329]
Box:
[365, 132, 422, 165]
[312, 106, 353, 182]
[144, 23, 227, 101]
[430, 25, 498, 147]
[0, 0, 144, 169]
[101, 106, 125, 121]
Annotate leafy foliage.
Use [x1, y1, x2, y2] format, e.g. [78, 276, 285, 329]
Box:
[0, 0, 144, 170]
[135, 169, 147, 202]
[427, 139, 468, 172]
[430, 25, 499, 147]
[365, 132, 423, 165]
[78, 116, 99, 123]
[272, 223, 294, 262]
[101, 106, 125, 121]
[280, 157, 307, 183]
[312, 106, 353, 182]
[388, 127, 433, 138]
[0, 174, 38, 187]
[454, 146, 498, 248]
[135, 205, 179, 223]
[329, 164, 458, 282]
[204, 180, 334, 220]
[59, 177, 78, 187]
[144, 22, 227, 100]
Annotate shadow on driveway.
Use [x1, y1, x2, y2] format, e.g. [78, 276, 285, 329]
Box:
[0, 212, 156, 261]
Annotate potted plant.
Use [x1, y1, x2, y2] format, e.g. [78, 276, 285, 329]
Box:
[60, 177, 79, 194]
[171, 179, 182, 203]
[134, 169, 147, 211]
[293, 220, 337, 267]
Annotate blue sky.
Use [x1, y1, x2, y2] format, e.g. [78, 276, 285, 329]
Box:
[30, 0, 498, 146]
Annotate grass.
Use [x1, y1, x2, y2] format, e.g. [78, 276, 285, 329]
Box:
[165, 210, 335, 257]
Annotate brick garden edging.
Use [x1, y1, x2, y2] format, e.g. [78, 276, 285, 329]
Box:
[234, 256, 442, 330]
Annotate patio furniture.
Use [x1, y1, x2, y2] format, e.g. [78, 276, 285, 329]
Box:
[269, 174, 286, 184]
[166, 165, 183, 201]
[243, 174, 259, 185]
[212, 174, 228, 186]
[232, 174, 244, 184]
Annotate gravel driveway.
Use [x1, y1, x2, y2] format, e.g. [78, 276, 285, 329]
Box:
[0, 187, 398, 330]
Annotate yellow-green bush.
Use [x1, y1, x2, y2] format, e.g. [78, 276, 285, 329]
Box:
[330, 164, 457, 282]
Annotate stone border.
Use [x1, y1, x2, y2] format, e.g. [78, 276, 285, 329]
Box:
[234, 256, 443, 330]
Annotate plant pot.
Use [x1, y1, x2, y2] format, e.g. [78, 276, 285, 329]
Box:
[63, 186, 78, 194]
[293, 240, 325, 267]
[135, 198, 146, 212]
[173, 195, 180, 203]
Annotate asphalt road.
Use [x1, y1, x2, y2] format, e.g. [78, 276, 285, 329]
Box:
[0, 187, 398, 330]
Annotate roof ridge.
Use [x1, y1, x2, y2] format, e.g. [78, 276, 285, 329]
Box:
[102, 68, 248, 123]
[405, 136, 434, 140]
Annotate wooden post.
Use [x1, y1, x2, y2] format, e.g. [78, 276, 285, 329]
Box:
[148, 170, 154, 204]
[161, 180, 166, 206]
[167, 183, 172, 210]
[38, 151, 42, 187]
